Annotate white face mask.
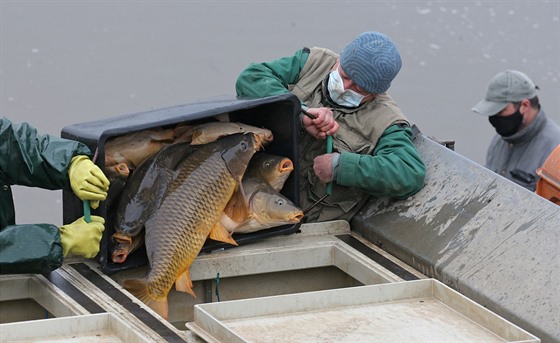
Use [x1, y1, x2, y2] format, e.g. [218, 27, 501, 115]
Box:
[327, 69, 365, 107]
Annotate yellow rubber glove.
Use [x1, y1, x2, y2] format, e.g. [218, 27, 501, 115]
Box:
[59, 216, 105, 258]
[68, 155, 110, 209]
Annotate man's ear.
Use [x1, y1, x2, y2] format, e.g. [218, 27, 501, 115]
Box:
[520, 99, 531, 113]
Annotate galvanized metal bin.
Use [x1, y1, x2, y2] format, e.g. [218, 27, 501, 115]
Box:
[61, 94, 302, 275]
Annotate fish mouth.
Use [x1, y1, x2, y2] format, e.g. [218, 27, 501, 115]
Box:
[111, 251, 128, 263]
[115, 162, 130, 177]
[292, 211, 304, 222]
[278, 159, 294, 172]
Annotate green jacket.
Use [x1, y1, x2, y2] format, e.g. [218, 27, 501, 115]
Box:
[236, 48, 426, 222]
[0, 117, 91, 274]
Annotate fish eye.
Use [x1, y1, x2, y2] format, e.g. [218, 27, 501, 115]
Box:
[264, 162, 271, 168]
[240, 142, 248, 150]
[276, 199, 285, 206]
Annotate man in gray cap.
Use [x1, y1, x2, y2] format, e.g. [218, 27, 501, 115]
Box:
[472, 70, 560, 191]
[236, 31, 426, 222]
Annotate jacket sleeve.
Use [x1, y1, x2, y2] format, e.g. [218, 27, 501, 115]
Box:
[336, 124, 426, 198]
[0, 116, 92, 190]
[235, 48, 309, 98]
[0, 117, 91, 274]
[0, 224, 63, 274]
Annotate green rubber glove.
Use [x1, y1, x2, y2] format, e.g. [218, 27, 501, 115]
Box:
[68, 155, 110, 209]
[59, 216, 105, 258]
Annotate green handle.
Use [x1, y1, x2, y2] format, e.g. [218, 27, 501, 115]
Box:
[326, 135, 333, 195]
[83, 200, 91, 223]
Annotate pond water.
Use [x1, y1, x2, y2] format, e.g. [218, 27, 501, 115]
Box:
[1, 1, 558, 225]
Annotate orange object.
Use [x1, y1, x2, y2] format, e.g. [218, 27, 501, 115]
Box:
[535, 144, 560, 205]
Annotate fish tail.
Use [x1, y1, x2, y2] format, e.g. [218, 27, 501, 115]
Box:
[123, 279, 169, 320]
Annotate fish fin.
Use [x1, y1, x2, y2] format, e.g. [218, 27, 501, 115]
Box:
[123, 279, 169, 320]
[151, 128, 176, 143]
[123, 279, 150, 303]
[209, 221, 239, 246]
[219, 213, 241, 234]
[148, 299, 169, 320]
[173, 124, 194, 142]
[190, 130, 205, 145]
[175, 270, 196, 297]
[223, 189, 248, 222]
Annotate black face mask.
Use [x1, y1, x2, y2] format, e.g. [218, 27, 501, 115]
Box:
[489, 107, 523, 137]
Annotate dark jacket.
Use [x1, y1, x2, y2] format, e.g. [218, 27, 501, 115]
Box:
[486, 110, 560, 191]
[0, 117, 91, 274]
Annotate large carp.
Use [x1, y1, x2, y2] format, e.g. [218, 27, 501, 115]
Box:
[123, 133, 261, 319]
[220, 177, 304, 234]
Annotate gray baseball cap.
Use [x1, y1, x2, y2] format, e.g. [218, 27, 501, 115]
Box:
[472, 70, 538, 116]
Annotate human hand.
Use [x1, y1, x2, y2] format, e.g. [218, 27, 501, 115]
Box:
[59, 216, 105, 258]
[313, 153, 339, 183]
[69, 156, 110, 209]
[302, 107, 339, 139]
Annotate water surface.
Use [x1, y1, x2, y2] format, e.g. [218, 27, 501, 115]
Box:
[1, 1, 558, 225]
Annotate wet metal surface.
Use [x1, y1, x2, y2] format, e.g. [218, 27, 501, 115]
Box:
[353, 134, 560, 343]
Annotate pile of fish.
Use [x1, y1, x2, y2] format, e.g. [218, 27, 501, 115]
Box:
[103, 120, 303, 319]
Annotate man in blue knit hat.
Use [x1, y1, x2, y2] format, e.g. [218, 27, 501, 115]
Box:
[236, 31, 426, 222]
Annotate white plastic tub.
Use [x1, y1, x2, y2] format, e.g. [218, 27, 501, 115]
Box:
[0, 275, 87, 323]
[187, 279, 540, 343]
[0, 313, 153, 342]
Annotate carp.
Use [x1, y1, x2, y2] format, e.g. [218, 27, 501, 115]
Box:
[220, 177, 304, 234]
[104, 127, 175, 177]
[175, 121, 273, 146]
[123, 133, 261, 319]
[111, 142, 198, 257]
[104, 128, 175, 210]
[245, 153, 294, 191]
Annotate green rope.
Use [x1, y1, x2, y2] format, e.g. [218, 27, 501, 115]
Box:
[215, 272, 221, 302]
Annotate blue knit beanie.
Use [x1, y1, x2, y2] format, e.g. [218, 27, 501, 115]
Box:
[340, 32, 402, 94]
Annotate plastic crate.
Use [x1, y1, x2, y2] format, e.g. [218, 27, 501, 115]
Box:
[61, 94, 301, 275]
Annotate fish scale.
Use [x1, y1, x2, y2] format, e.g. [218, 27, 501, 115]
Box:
[124, 133, 260, 319]
[146, 146, 238, 296]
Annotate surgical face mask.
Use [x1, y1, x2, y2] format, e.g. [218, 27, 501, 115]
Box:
[327, 69, 365, 108]
[488, 106, 523, 137]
